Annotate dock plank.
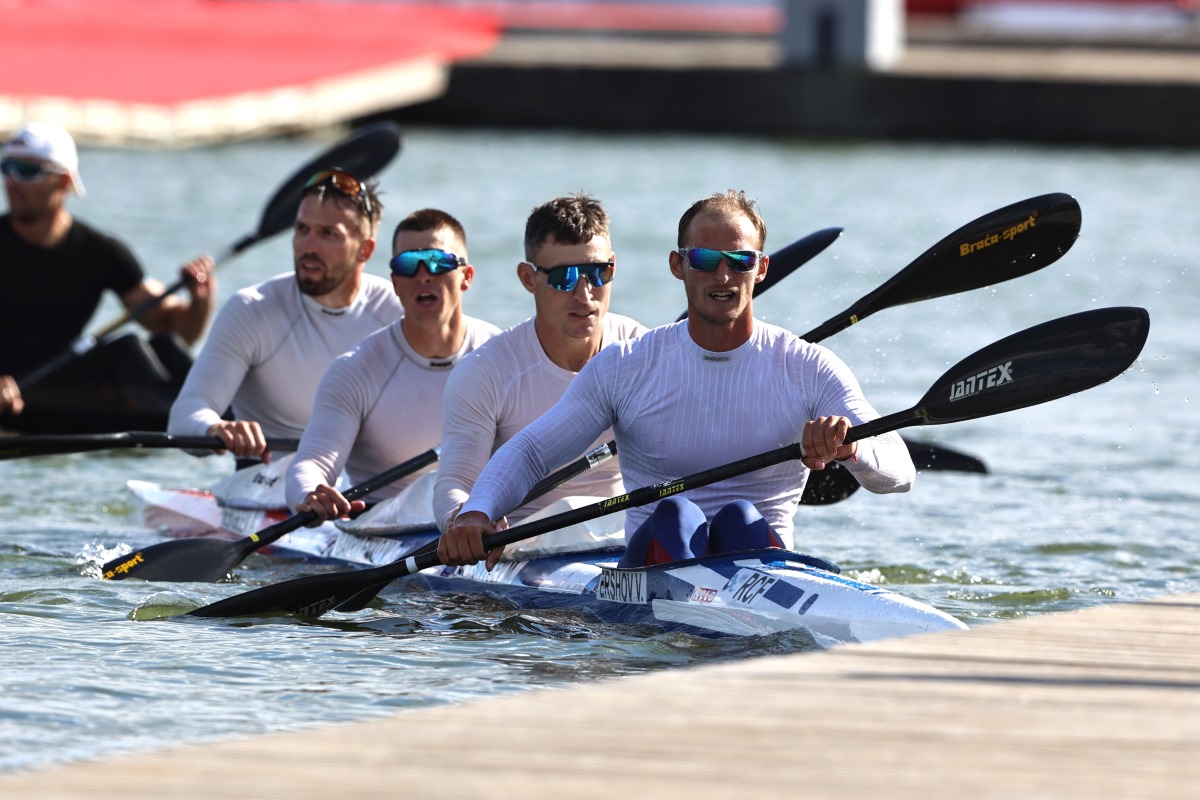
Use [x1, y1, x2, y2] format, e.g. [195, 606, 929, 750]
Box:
[3, 592, 1198, 798]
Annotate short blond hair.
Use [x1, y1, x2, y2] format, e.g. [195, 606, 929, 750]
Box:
[677, 190, 766, 249]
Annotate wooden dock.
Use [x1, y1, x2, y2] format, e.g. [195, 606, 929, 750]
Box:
[3, 592, 1198, 798]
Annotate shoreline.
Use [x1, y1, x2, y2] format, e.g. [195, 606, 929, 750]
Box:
[390, 24, 1200, 148]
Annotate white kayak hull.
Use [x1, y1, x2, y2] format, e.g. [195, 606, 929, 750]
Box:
[126, 479, 342, 560]
[127, 482, 967, 644]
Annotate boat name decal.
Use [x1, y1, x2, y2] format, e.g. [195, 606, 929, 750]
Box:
[252, 473, 279, 488]
[596, 568, 647, 604]
[690, 587, 717, 603]
[949, 361, 1013, 402]
[103, 551, 144, 579]
[730, 570, 777, 605]
[959, 212, 1037, 257]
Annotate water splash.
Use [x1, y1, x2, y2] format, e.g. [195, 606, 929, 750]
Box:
[74, 540, 132, 580]
[129, 591, 200, 621]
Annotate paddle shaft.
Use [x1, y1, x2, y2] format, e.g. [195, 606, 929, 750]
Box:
[395, 305, 1154, 579]
[0, 431, 301, 461]
[16, 123, 403, 391]
[244, 440, 613, 559]
[327, 441, 618, 611]
[102, 437, 614, 583]
[15, 233, 263, 391]
[188, 305, 1149, 618]
[237, 448, 442, 555]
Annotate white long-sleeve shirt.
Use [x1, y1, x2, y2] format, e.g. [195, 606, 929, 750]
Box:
[285, 316, 500, 507]
[168, 272, 402, 444]
[433, 313, 646, 532]
[460, 319, 915, 548]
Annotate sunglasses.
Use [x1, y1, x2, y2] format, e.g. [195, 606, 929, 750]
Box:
[677, 247, 763, 273]
[390, 248, 466, 277]
[303, 168, 373, 219]
[1, 158, 66, 183]
[526, 260, 615, 293]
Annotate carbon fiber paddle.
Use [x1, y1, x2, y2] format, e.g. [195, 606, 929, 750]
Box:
[187, 305, 1149, 619]
[103, 442, 617, 583]
[17, 122, 404, 391]
[0, 432, 301, 461]
[100, 227, 842, 584]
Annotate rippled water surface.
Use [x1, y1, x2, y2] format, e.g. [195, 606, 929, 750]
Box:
[2, 126, 1197, 773]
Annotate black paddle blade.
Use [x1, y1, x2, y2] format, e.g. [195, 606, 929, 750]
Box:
[101, 537, 249, 582]
[919, 306, 1149, 425]
[803, 193, 1081, 342]
[248, 122, 405, 246]
[867, 192, 1080, 308]
[904, 440, 989, 473]
[852, 307, 1150, 443]
[799, 462, 860, 505]
[189, 569, 394, 619]
[757, 227, 843, 297]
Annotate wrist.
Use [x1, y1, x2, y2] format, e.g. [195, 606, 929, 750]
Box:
[453, 510, 490, 527]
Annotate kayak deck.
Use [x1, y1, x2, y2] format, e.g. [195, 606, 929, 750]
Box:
[127, 481, 967, 643]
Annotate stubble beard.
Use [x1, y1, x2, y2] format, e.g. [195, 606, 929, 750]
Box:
[295, 257, 343, 298]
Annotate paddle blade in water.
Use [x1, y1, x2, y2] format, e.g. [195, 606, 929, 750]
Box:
[188, 570, 394, 619]
[102, 538, 247, 582]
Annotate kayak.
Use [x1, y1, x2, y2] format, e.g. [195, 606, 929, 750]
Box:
[2, 333, 191, 435]
[126, 480, 967, 644]
[126, 478, 343, 561]
[338, 535, 966, 643]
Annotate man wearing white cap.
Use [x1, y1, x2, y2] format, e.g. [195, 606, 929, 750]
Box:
[1, 122, 215, 428]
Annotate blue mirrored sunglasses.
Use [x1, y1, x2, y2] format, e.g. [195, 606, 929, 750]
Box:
[1, 158, 65, 182]
[390, 248, 466, 277]
[678, 247, 762, 273]
[528, 260, 615, 293]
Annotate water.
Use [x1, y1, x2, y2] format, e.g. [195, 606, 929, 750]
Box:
[2, 125, 1197, 774]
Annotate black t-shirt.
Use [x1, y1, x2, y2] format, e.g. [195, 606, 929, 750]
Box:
[0, 215, 144, 376]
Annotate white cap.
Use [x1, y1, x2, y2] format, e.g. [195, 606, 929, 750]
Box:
[2, 122, 86, 197]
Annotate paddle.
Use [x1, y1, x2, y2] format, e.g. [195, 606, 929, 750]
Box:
[799, 191, 1080, 482]
[328, 441, 618, 612]
[801, 438, 991, 506]
[103, 440, 619, 583]
[15, 122, 405, 391]
[0, 431, 301, 461]
[801, 192, 1081, 343]
[186, 305, 1150, 619]
[101, 447, 440, 581]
